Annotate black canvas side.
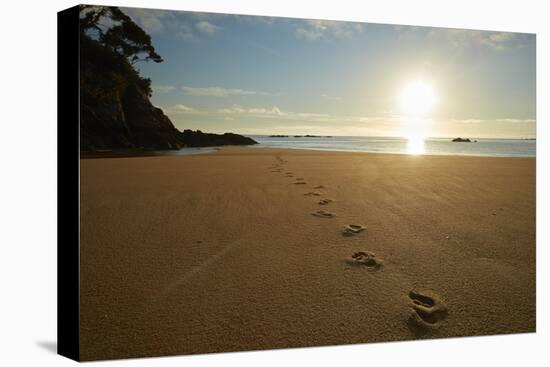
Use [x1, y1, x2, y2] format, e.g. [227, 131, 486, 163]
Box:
[57, 5, 80, 362]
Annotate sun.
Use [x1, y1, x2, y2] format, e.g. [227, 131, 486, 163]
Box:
[399, 80, 436, 116]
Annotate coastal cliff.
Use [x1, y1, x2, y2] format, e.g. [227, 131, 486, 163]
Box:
[79, 6, 256, 152]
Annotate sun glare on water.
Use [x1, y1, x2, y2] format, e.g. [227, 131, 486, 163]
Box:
[399, 80, 436, 155]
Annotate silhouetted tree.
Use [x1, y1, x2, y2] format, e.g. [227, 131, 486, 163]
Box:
[80, 5, 163, 65]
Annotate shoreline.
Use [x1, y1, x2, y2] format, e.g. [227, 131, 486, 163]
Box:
[80, 147, 219, 159]
[81, 144, 537, 160]
[247, 145, 537, 159]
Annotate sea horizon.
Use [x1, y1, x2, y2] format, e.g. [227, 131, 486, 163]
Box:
[241, 134, 536, 140]
[237, 135, 536, 158]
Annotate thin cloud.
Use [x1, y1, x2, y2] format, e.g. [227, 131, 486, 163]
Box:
[122, 8, 222, 41]
[162, 104, 200, 114]
[248, 107, 284, 115]
[321, 94, 342, 101]
[394, 25, 532, 51]
[218, 105, 247, 114]
[232, 14, 276, 26]
[452, 118, 536, 124]
[218, 105, 285, 116]
[121, 7, 172, 33]
[196, 20, 222, 35]
[427, 28, 529, 50]
[183, 86, 278, 97]
[297, 112, 330, 118]
[152, 85, 177, 93]
[295, 19, 364, 41]
[499, 118, 536, 123]
[481, 32, 528, 50]
[217, 105, 337, 122]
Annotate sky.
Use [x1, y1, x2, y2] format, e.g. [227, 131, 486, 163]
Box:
[122, 6, 536, 138]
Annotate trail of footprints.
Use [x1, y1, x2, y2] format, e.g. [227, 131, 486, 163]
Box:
[267, 155, 447, 334]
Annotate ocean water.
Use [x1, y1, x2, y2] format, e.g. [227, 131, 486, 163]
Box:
[157, 147, 220, 156]
[247, 136, 536, 158]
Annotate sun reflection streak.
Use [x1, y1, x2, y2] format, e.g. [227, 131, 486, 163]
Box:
[406, 134, 426, 155]
[401, 116, 428, 155]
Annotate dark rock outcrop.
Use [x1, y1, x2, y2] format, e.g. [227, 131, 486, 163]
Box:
[80, 73, 257, 151]
[81, 82, 257, 150]
[180, 130, 257, 147]
[452, 137, 472, 142]
[81, 83, 185, 151]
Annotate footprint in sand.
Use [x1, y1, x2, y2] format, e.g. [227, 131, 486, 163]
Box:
[318, 199, 333, 205]
[342, 224, 366, 236]
[407, 289, 448, 332]
[313, 185, 326, 189]
[346, 251, 382, 269]
[294, 181, 307, 185]
[304, 191, 321, 196]
[311, 210, 335, 218]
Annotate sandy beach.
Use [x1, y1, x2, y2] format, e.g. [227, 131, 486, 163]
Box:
[79, 147, 535, 361]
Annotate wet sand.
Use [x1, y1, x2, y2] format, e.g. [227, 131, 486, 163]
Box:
[79, 147, 535, 361]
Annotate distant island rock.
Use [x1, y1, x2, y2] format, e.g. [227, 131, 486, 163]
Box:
[452, 137, 472, 142]
[295, 135, 333, 138]
[268, 135, 332, 138]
